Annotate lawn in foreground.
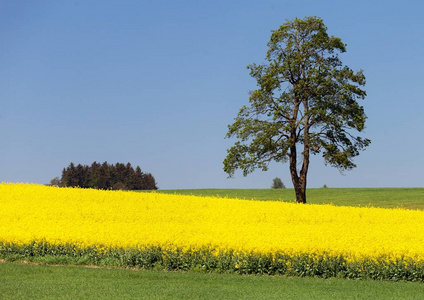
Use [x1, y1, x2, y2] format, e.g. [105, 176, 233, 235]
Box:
[154, 188, 424, 210]
[1, 262, 424, 300]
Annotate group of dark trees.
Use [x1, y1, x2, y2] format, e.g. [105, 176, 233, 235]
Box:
[50, 162, 158, 190]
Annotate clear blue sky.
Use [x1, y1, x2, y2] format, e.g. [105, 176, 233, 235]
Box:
[1, 0, 423, 189]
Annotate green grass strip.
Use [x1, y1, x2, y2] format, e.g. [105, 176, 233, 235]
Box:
[1, 262, 424, 300]
[152, 188, 424, 210]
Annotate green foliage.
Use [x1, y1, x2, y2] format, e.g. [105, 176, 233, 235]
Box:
[271, 177, 286, 189]
[224, 16, 370, 203]
[58, 161, 158, 190]
[1, 241, 424, 282]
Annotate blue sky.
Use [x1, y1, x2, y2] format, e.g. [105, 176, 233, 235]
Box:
[1, 0, 423, 189]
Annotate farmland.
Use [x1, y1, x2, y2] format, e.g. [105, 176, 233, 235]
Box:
[2, 183, 424, 281]
[2, 183, 424, 298]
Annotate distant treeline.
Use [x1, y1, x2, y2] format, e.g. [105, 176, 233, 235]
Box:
[51, 162, 158, 190]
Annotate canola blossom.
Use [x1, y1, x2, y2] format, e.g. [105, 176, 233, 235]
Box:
[1, 183, 424, 264]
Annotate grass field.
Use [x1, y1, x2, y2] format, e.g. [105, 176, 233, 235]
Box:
[154, 188, 424, 210]
[2, 262, 424, 300]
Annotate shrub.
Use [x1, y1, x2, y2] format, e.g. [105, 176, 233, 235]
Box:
[271, 177, 286, 189]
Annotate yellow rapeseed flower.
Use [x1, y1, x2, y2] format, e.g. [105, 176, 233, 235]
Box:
[1, 183, 424, 263]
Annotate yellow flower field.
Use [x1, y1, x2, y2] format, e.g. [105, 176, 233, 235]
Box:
[1, 183, 424, 263]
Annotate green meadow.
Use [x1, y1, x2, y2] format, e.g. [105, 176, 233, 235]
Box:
[154, 188, 424, 210]
[2, 262, 424, 300]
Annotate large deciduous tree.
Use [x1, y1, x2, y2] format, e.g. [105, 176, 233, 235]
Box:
[224, 16, 370, 203]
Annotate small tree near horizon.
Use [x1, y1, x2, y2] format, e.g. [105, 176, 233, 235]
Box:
[224, 16, 370, 204]
[49, 177, 62, 187]
[272, 177, 286, 189]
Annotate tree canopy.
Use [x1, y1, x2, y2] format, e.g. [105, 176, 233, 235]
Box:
[224, 16, 370, 203]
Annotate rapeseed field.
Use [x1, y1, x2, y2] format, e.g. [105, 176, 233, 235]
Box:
[1, 183, 424, 281]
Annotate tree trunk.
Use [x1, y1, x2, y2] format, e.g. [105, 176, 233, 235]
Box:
[289, 144, 307, 204]
[292, 176, 307, 204]
[292, 98, 310, 204]
[294, 184, 306, 204]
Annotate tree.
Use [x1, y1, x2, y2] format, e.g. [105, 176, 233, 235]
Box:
[271, 177, 285, 189]
[134, 166, 144, 190]
[144, 173, 158, 190]
[98, 161, 111, 189]
[125, 162, 137, 189]
[49, 177, 62, 187]
[224, 16, 370, 203]
[88, 161, 101, 188]
[75, 163, 89, 188]
[63, 162, 79, 187]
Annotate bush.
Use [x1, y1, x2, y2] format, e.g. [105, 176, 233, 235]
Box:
[271, 177, 285, 189]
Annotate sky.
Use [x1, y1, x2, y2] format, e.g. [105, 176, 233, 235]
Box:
[1, 0, 424, 189]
